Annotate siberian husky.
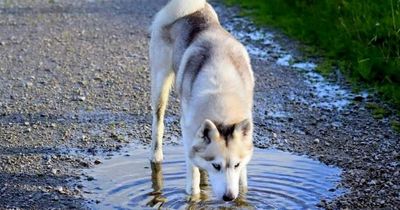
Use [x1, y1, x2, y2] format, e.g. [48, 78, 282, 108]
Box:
[149, 0, 254, 201]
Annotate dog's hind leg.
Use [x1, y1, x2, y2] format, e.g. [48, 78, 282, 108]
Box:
[149, 37, 174, 163]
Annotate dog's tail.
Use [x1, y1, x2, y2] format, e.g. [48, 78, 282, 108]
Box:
[151, 0, 206, 33]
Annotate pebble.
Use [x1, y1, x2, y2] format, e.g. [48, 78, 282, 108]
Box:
[272, 132, 278, 138]
[77, 96, 86, 101]
[53, 195, 59, 201]
[25, 82, 33, 88]
[313, 138, 320, 144]
[51, 169, 59, 175]
[353, 95, 364, 102]
[56, 186, 66, 194]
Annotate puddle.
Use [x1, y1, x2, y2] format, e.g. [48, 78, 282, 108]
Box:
[83, 146, 344, 209]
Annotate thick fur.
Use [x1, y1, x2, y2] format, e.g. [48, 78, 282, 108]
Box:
[149, 0, 254, 201]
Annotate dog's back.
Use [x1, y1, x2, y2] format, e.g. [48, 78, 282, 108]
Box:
[151, 0, 254, 126]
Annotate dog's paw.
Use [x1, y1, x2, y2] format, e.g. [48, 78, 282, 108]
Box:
[150, 150, 163, 163]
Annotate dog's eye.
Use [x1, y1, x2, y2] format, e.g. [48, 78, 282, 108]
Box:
[212, 163, 221, 171]
[234, 163, 240, 168]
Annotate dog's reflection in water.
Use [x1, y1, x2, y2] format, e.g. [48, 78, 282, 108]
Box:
[146, 162, 167, 208]
[147, 162, 251, 209]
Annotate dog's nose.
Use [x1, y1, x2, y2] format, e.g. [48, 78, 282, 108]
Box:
[222, 193, 235, 201]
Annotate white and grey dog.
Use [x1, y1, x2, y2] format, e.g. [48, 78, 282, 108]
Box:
[149, 0, 254, 201]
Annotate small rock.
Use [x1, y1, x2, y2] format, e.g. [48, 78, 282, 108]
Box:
[77, 96, 86, 101]
[313, 138, 320, 144]
[24, 122, 30, 126]
[87, 176, 95, 181]
[272, 133, 278, 138]
[80, 162, 90, 167]
[25, 82, 33, 88]
[53, 195, 59, 201]
[56, 186, 66, 194]
[94, 160, 101, 165]
[51, 169, 59, 175]
[353, 95, 364, 101]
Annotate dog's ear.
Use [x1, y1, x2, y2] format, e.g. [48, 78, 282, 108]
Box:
[235, 119, 251, 137]
[197, 119, 219, 144]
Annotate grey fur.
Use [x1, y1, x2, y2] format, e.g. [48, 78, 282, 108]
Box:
[170, 6, 218, 73]
[180, 41, 211, 95]
[215, 122, 236, 146]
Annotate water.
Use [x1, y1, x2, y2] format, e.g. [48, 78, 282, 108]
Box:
[83, 147, 343, 209]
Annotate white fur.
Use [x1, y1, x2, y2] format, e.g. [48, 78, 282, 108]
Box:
[150, 0, 206, 34]
[191, 147, 252, 199]
[149, 0, 254, 201]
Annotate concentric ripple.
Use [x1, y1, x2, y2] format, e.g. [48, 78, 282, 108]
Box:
[83, 147, 344, 209]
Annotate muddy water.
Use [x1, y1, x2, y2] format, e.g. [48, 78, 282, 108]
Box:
[83, 146, 344, 209]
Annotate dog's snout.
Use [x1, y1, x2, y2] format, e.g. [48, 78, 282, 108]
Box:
[222, 193, 235, 201]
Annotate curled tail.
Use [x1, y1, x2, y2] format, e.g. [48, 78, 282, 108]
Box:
[151, 0, 207, 33]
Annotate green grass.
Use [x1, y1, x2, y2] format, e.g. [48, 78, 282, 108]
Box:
[366, 103, 392, 119]
[224, 0, 400, 109]
[391, 120, 400, 132]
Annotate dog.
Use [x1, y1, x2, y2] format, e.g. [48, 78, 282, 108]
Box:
[149, 0, 254, 201]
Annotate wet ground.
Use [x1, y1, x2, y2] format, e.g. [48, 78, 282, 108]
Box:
[0, 0, 399, 209]
[83, 146, 343, 209]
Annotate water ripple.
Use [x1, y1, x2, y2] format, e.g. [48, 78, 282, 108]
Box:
[83, 147, 344, 209]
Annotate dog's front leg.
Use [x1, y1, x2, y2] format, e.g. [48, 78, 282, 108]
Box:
[185, 159, 201, 195]
[240, 166, 248, 191]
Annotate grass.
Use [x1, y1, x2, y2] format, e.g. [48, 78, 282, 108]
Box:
[391, 120, 400, 132]
[224, 0, 400, 110]
[366, 103, 392, 119]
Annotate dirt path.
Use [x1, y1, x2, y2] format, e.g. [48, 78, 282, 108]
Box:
[0, 0, 399, 209]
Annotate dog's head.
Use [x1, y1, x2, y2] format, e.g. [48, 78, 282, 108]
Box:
[190, 119, 253, 201]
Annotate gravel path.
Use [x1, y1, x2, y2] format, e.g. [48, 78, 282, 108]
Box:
[0, 0, 399, 209]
